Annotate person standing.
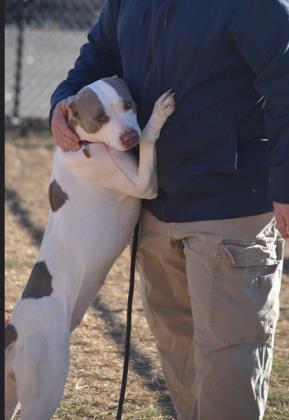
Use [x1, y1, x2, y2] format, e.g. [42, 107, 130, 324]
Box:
[50, 1, 289, 418]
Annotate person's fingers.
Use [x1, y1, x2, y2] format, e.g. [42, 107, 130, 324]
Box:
[56, 108, 80, 143]
[273, 202, 289, 239]
[52, 120, 80, 150]
[54, 130, 80, 152]
[275, 215, 289, 239]
[59, 99, 69, 116]
[53, 110, 80, 144]
[55, 125, 79, 148]
[285, 212, 289, 236]
[51, 100, 81, 151]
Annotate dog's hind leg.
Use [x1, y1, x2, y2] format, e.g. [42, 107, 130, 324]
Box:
[13, 330, 70, 420]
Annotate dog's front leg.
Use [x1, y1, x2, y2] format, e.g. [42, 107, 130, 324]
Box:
[135, 90, 175, 198]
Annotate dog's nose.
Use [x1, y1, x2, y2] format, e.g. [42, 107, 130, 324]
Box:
[120, 128, 140, 148]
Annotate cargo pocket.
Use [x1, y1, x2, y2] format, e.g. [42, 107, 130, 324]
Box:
[210, 236, 283, 344]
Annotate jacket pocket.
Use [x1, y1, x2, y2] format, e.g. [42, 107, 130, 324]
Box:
[210, 237, 283, 344]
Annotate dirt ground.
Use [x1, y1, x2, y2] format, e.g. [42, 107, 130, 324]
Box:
[5, 130, 289, 419]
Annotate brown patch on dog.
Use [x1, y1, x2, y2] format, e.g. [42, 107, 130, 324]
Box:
[68, 88, 110, 134]
[49, 179, 69, 212]
[22, 261, 53, 299]
[102, 76, 137, 113]
[5, 324, 18, 350]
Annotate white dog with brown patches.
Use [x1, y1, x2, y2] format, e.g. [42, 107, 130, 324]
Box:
[5, 76, 175, 420]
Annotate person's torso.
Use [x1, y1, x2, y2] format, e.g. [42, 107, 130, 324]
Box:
[115, 0, 272, 221]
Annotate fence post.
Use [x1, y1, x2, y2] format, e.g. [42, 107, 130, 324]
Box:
[13, 0, 25, 122]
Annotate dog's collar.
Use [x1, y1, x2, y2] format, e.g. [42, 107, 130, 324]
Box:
[79, 140, 93, 146]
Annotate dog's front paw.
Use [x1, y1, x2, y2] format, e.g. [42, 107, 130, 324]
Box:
[151, 90, 175, 130]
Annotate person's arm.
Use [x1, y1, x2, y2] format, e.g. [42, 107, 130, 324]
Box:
[229, 0, 289, 238]
[50, 0, 122, 151]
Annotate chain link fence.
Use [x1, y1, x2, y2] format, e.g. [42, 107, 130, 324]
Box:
[5, 0, 105, 127]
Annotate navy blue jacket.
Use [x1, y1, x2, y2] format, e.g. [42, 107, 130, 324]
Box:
[50, 0, 289, 222]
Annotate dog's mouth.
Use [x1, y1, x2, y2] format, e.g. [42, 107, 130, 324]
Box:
[78, 139, 139, 157]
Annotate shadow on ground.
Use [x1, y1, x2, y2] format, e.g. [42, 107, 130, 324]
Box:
[92, 296, 175, 416]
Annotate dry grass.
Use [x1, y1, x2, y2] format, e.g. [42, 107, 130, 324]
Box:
[5, 129, 289, 419]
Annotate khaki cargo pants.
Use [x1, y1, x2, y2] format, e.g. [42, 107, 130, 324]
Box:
[137, 209, 284, 420]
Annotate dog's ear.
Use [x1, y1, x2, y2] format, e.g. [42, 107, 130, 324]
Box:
[67, 97, 79, 119]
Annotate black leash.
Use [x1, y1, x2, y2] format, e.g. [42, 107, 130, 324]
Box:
[116, 220, 140, 420]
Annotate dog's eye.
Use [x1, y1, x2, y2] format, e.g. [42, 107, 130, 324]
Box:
[123, 100, 132, 111]
[72, 110, 79, 118]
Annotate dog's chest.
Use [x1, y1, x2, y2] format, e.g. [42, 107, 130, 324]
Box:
[47, 150, 140, 256]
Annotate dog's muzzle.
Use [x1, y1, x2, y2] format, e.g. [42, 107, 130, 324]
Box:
[120, 128, 140, 149]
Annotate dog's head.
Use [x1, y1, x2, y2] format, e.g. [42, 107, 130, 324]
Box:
[67, 76, 141, 151]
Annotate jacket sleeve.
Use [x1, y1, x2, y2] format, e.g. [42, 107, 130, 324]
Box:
[230, 0, 289, 204]
[49, 0, 122, 123]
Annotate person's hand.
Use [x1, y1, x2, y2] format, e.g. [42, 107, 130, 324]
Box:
[51, 99, 80, 152]
[273, 202, 289, 239]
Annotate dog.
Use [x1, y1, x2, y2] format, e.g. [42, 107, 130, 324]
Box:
[5, 75, 175, 420]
